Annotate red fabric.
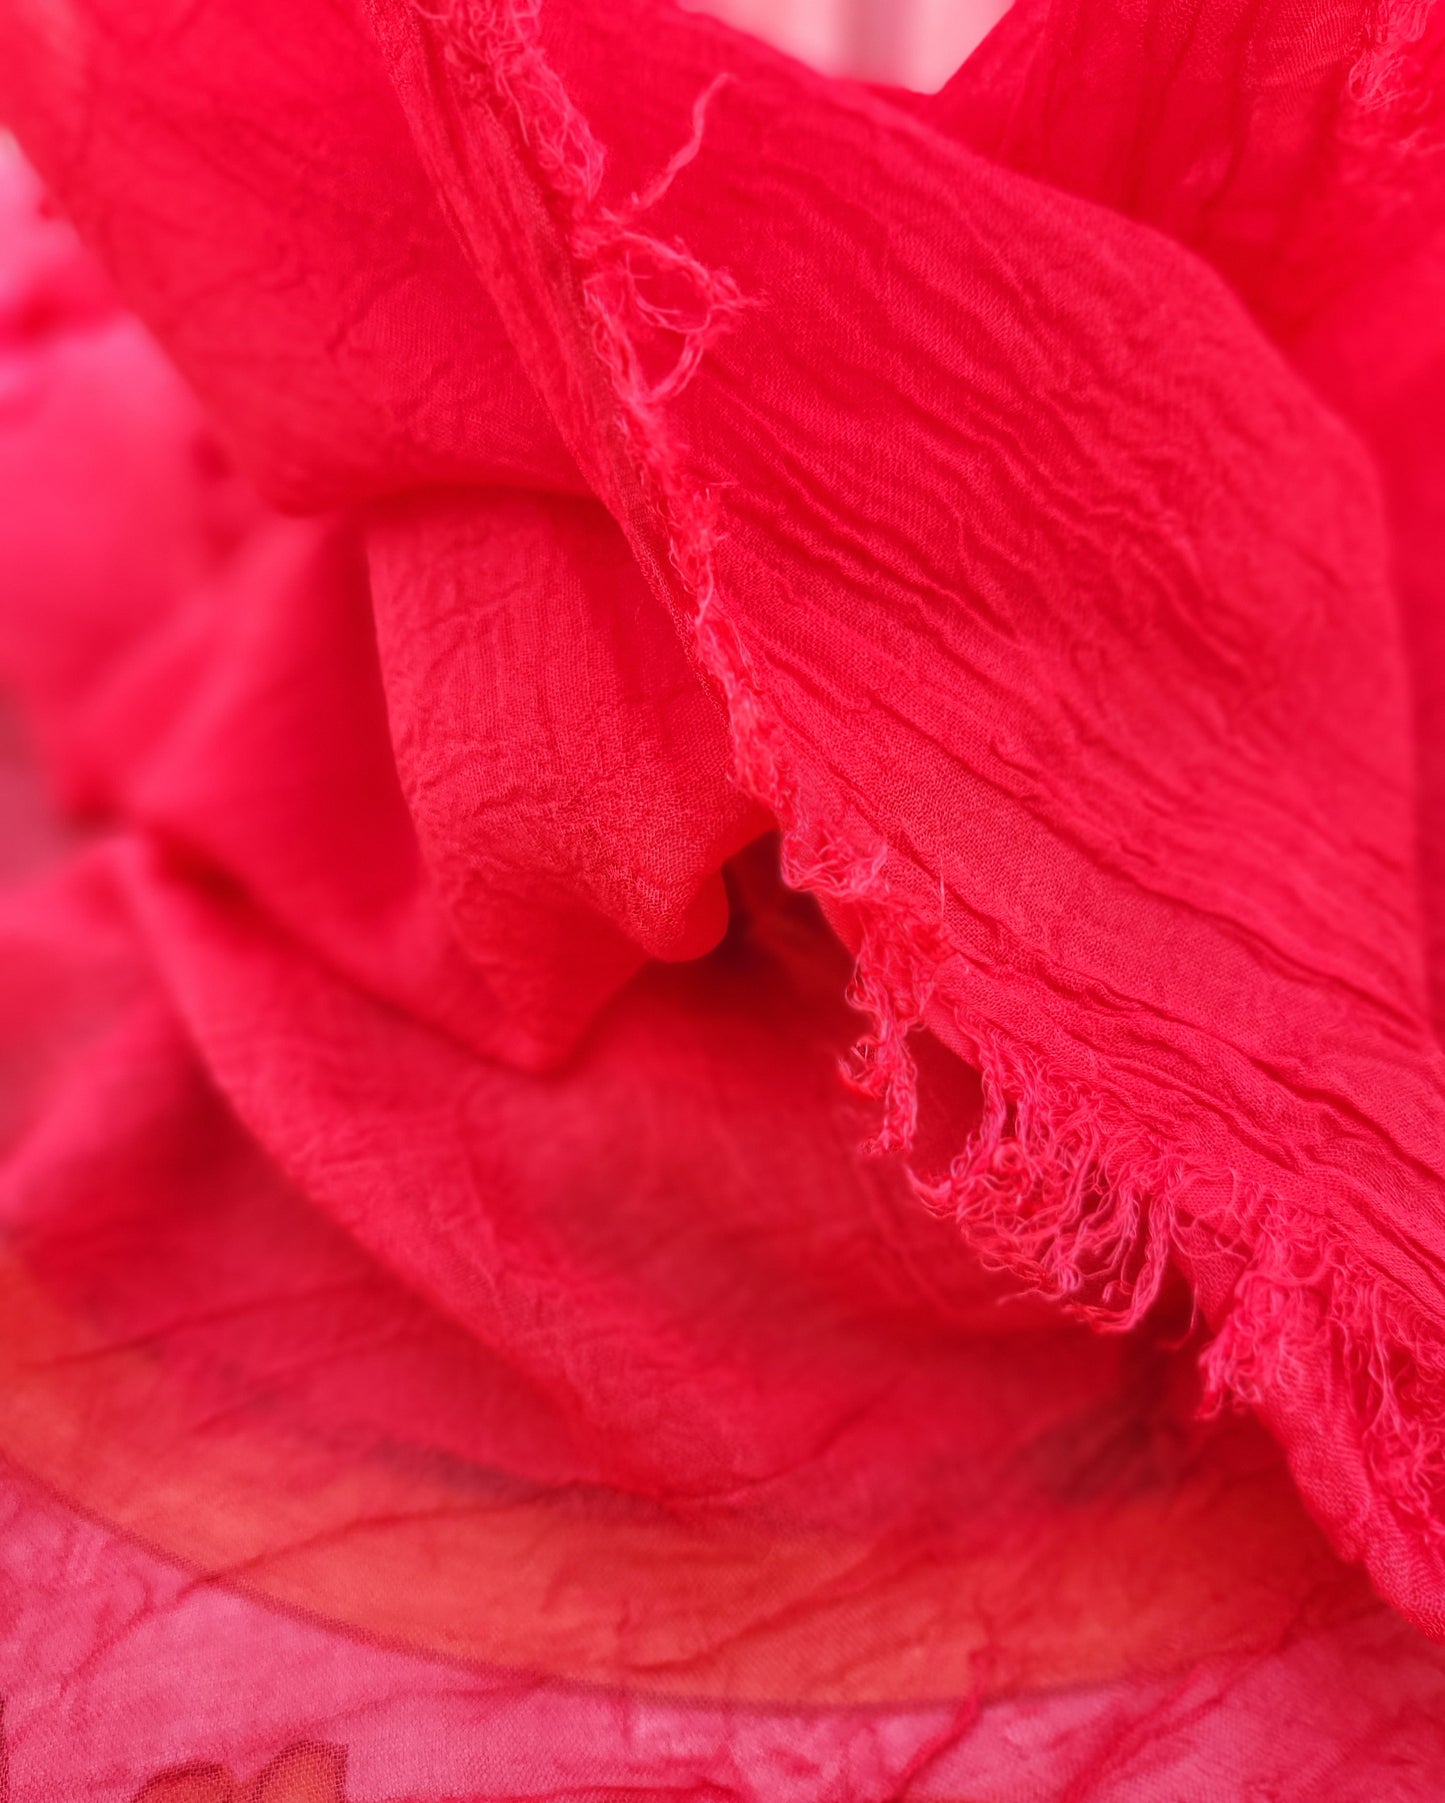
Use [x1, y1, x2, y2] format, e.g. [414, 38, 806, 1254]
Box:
[0, 0, 1444, 1794]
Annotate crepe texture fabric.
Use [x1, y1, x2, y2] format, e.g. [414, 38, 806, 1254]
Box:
[0, 0, 1444, 1793]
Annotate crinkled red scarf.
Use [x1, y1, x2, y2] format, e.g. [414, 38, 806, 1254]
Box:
[0, 0, 1443, 1794]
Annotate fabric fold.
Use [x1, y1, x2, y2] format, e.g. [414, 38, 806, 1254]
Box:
[0, 0, 577, 506]
[362, 0, 1445, 1633]
[4, 0, 1445, 1787]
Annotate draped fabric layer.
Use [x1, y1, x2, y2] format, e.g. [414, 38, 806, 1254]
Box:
[0, 0, 1443, 1794]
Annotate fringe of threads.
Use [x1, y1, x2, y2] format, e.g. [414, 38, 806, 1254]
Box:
[1347, 0, 1439, 114]
[423, 0, 1445, 1559]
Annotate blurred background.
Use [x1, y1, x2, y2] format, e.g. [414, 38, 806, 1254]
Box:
[691, 0, 1010, 88]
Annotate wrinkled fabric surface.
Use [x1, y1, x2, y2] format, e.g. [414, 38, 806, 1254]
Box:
[0, 0, 1444, 1794]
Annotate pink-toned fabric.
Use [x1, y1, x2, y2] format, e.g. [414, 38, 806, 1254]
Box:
[0, 0, 1444, 1795]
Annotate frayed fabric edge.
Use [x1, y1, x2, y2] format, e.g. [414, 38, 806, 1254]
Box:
[1347, 0, 1439, 114]
[917, 1037, 1445, 1566]
[416, 0, 1445, 1616]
